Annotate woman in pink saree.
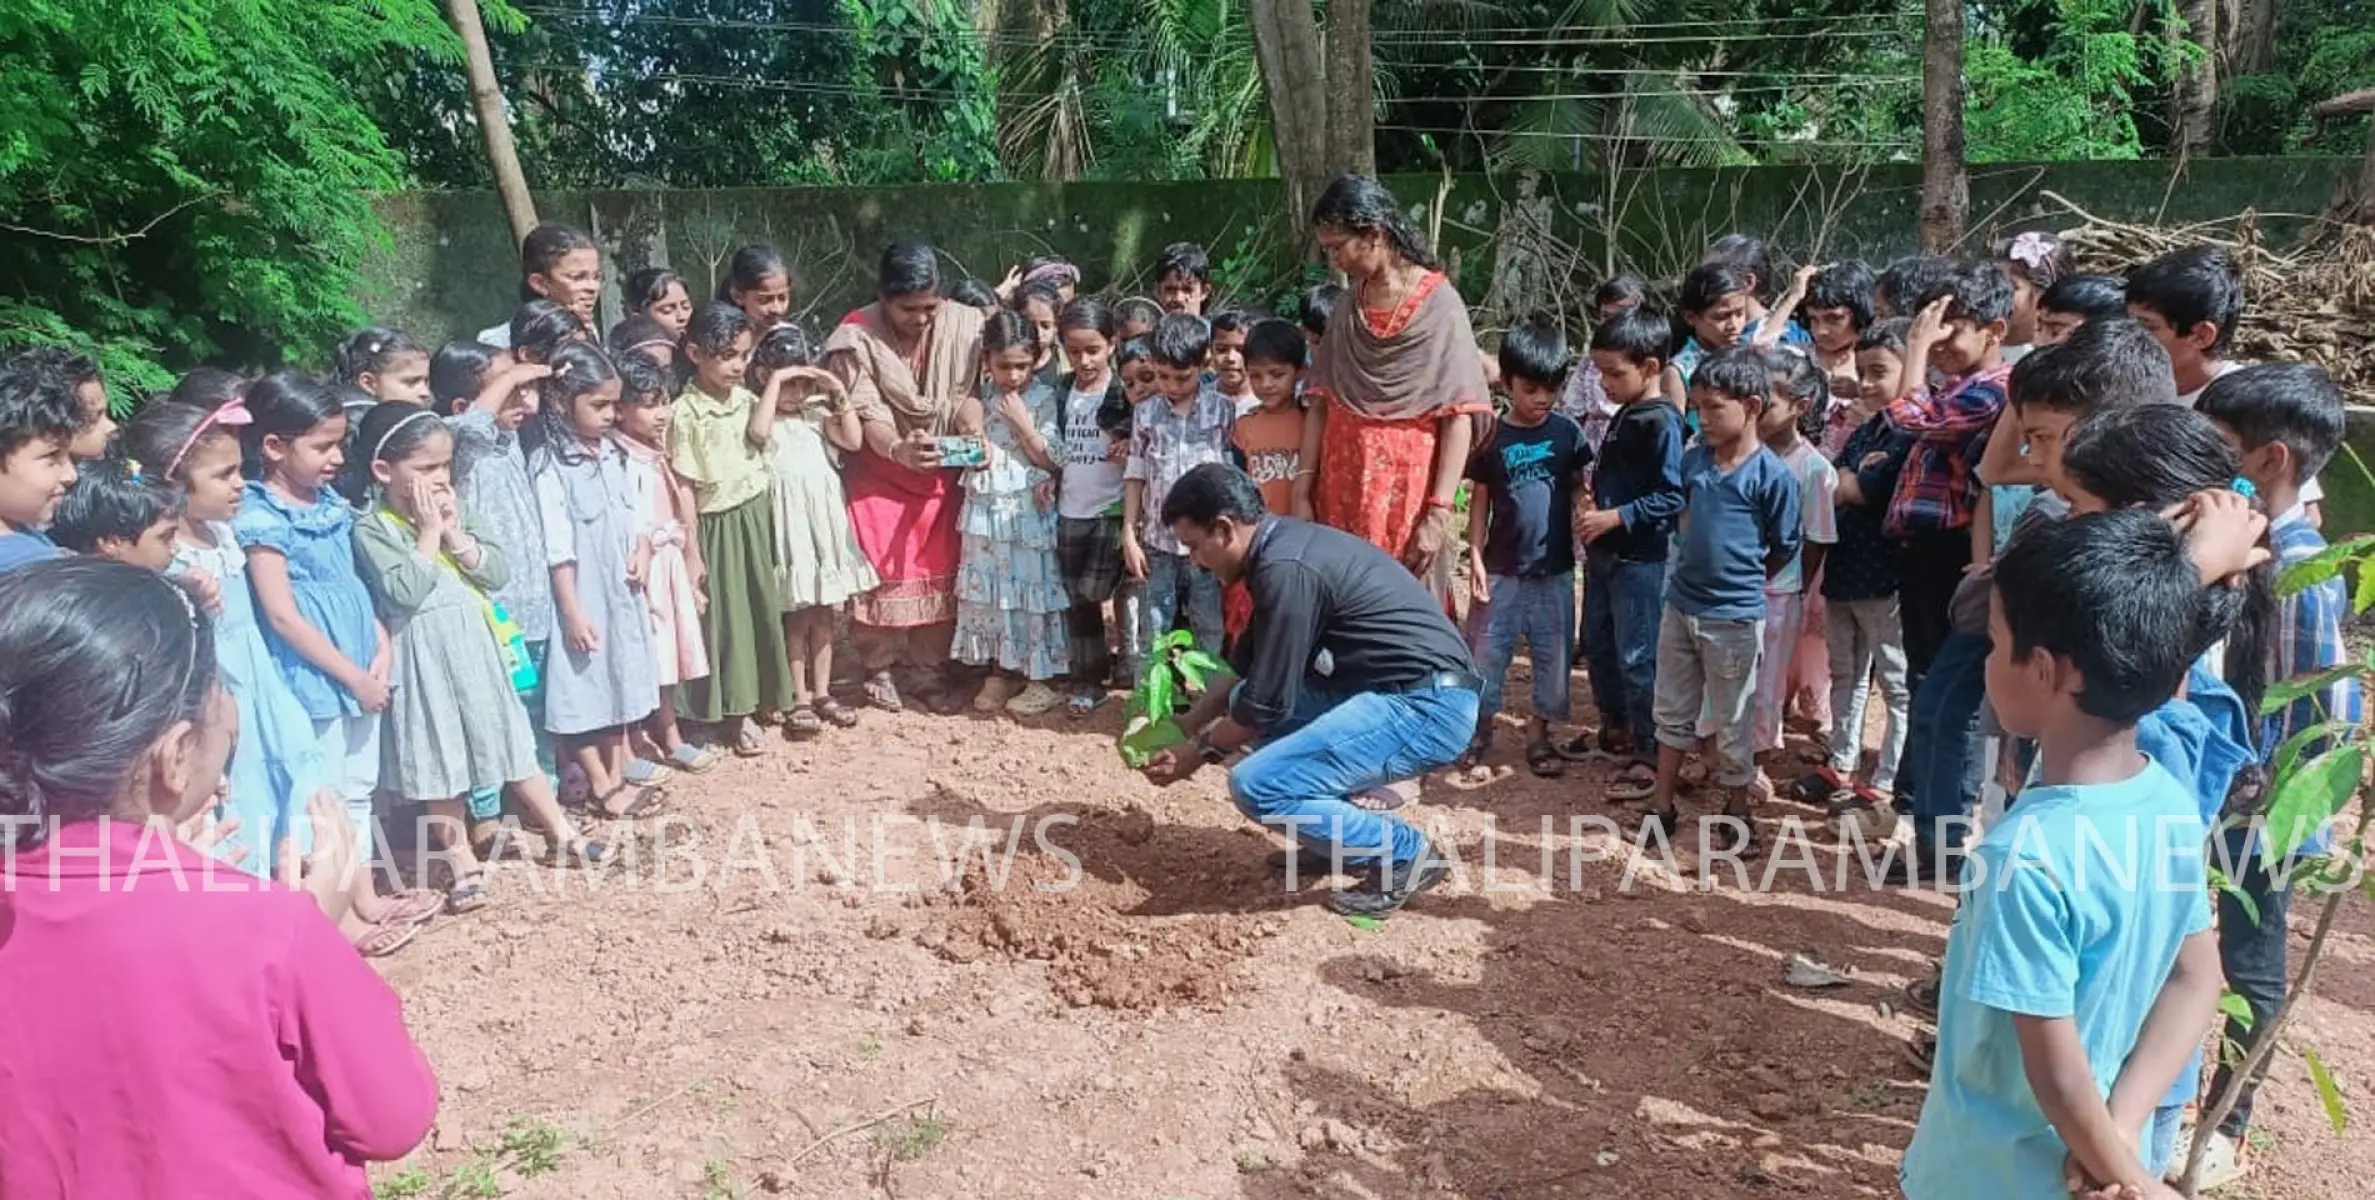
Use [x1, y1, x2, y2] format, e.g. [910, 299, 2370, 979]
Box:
[825, 243, 986, 713]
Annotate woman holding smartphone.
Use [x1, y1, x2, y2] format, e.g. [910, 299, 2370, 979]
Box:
[824, 241, 988, 715]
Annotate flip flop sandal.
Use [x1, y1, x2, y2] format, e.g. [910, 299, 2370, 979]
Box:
[542, 835, 618, 869]
[1903, 1029, 1937, 1074]
[732, 725, 765, 758]
[813, 696, 861, 728]
[594, 784, 670, 821]
[354, 920, 422, 959]
[1067, 690, 1104, 716]
[785, 707, 826, 737]
[445, 873, 491, 915]
[1786, 768, 1847, 804]
[378, 888, 444, 926]
[863, 672, 904, 712]
[1606, 766, 1659, 803]
[1525, 739, 1566, 778]
[667, 742, 722, 773]
[622, 758, 675, 786]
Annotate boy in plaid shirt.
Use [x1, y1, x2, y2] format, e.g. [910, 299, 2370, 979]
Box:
[2189, 362, 2360, 1188]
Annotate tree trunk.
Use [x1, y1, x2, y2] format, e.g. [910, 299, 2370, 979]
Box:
[2233, 0, 2280, 75]
[1918, 0, 1967, 253]
[1322, 0, 1375, 176]
[2349, 110, 2375, 225]
[1248, 0, 1331, 229]
[446, 0, 538, 245]
[2175, 0, 2220, 156]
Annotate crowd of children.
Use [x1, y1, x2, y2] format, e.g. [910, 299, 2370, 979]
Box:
[0, 193, 2362, 1195]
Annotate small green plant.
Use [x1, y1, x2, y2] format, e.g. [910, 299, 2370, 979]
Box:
[879, 1113, 951, 1162]
[1235, 1149, 1273, 1174]
[445, 1161, 501, 1200]
[378, 1167, 435, 1200]
[701, 1157, 743, 1200]
[1119, 630, 1226, 767]
[855, 1033, 885, 1061]
[498, 1117, 569, 1179]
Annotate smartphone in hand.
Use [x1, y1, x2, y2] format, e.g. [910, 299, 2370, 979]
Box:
[937, 435, 988, 468]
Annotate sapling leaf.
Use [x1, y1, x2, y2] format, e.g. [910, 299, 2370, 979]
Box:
[2276, 535, 2375, 596]
[2216, 989, 2256, 1032]
[2261, 744, 2364, 868]
[2304, 1047, 2349, 1133]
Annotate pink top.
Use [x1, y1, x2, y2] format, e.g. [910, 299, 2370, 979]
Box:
[0, 819, 438, 1198]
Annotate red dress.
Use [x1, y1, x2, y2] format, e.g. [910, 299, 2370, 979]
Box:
[1312, 273, 1470, 564]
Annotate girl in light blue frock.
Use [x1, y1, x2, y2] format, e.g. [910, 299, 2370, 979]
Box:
[953, 309, 1071, 716]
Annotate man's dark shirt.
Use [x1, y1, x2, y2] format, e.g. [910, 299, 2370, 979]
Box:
[1226, 517, 1475, 730]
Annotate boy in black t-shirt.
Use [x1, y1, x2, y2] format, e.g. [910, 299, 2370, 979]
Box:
[1462, 314, 1592, 776]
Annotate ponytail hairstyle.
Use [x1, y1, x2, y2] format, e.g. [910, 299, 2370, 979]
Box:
[623, 267, 687, 316]
[167, 367, 246, 412]
[1310, 174, 1441, 272]
[48, 453, 183, 554]
[981, 308, 1041, 365]
[429, 340, 502, 414]
[509, 299, 591, 365]
[518, 223, 598, 304]
[331, 326, 426, 386]
[535, 342, 622, 461]
[1058, 296, 1118, 343]
[2061, 403, 2275, 727]
[338, 400, 448, 507]
[239, 370, 344, 479]
[719, 244, 794, 304]
[121, 400, 231, 489]
[1765, 347, 1831, 441]
[747, 323, 822, 394]
[0, 558, 218, 846]
[1993, 230, 2074, 290]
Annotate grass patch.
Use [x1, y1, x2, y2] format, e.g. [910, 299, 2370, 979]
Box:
[877, 1113, 951, 1162]
[374, 1114, 582, 1199]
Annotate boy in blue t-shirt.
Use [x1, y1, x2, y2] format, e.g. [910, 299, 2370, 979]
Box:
[1462, 315, 1591, 776]
[0, 354, 89, 573]
[1644, 345, 1799, 841]
[1900, 509, 2225, 1200]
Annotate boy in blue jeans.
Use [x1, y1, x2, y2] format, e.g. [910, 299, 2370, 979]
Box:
[2190, 362, 2360, 1188]
[1123, 313, 1234, 656]
[1644, 346, 1799, 842]
[1900, 509, 2224, 1200]
[1573, 306, 1683, 799]
[1461, 314, 1591, 777]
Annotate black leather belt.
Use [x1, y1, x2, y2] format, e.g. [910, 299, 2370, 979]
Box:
[1386, 669, 1484, 694]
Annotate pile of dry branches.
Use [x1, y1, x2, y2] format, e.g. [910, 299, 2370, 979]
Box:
[2044, 190, 2375, 404]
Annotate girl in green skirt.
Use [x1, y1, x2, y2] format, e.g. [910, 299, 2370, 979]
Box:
[668, 303, 796, 755]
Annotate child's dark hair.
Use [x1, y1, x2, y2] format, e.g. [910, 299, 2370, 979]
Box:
[1244, 319, 1308, 370]
[1993, 230, 2074, 289]
[1678, 262, 1755, 316]
[167, 367, 246, 412]
[2061, 403, 2272, 717]
[534, 344, 621, 458]
[429, 341, 501, 413]
[1858, 316, 1912, 355]
[1805, 261, 1877, 331]
[0, 558, 217, 845]
[3, 344, 100, 391]
[947, 278, 999, 309]
[1765, 348, 1831, 439]
[340, 400, 450, 506]
[2124, 245, 2244, 355]
[616, 347, 672, 409]
[2007, 316, 2176, 414]
[0, 357, 88, 456]
[719, 244, 794, 304]
[2198, 363, 2345, 486]
[1311, 175, 1443, 271]
[1590, 304, 1673, 365]
[510, 300, 591, 365]
[1944, 262, 2016, 326]
[981, 308, 1042, 362]
[239, 370, 344, 479]
[1992, 508, 2207, 726]
[748, 323, 822, 391]
[1693, 345, 1772, 406]
[1148, 314, 1213, 370]
[120, 400, 230, 487]
[2041, 273, 2129, 323]
[1875, 255, 1961, 317]
[686, 302, 755, 358]
[1498, 312, 1570, 390]
[623, 267, 685, 314]
[1015, 280, 1064, 316]
[1118, 297, 1165, 330]
[877, 243, 940, 299]
[1592, 272, 1652, 313]
[1115, 336, 1152, 371]
[517, 223, 597, 304]
[1209, 308, 1255, 339]
[48, 454, 181, 554]
[331, 326, 425, 386]
[1057, 297, 1118, 343]
[1298, 284, 1343, 339]
[1703, 234, 1775, 303]
[608, 315, 674, 360]
[1155, 242, 1212, 286]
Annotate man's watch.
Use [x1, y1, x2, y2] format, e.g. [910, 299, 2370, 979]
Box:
[1193, 729, 1230, 765]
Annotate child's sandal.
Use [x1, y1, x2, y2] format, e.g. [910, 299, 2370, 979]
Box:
[1525, 739, 1566, 778]
[785, 706, 826, 737]
[863, 671, 904, 713]
[667, 742, 722, 773]
[353, 920, 422, 959]
[445, 873, 492, 915]
[1606, 764, 1659, 803]
[813, 696, 860, 728]
[379, 888, 445, 927]
[594, 784, 669, 821]
[731, 725, 766, 758]
[542, 835, 617, 869]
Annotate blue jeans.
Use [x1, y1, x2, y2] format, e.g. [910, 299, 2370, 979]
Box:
[1581, 555, 1663, 759]
[1143, 552, 1222, 658]
[1229, 683, 1478, 869]
[1907, 630, 1989, 855]
[1476, 571, 1575, 723]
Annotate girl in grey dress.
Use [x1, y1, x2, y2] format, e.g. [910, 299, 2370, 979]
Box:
[529, 346, 664, 819]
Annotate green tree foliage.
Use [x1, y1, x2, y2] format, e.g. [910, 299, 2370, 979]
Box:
[2219, 0, 2375, 156]
[0, 0, 457, 390]
[1962, 0, 2183, 162]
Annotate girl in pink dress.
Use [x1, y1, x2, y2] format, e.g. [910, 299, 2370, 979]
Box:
[615, 351, 719, 773]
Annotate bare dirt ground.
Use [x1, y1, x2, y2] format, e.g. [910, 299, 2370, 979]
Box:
[372, 656, 2375, 1200]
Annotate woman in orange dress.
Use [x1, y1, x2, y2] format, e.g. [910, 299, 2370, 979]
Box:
[1292, 175, 1494, 606]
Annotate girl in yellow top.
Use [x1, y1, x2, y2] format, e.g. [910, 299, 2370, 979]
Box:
[668, 303, 796, 755]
